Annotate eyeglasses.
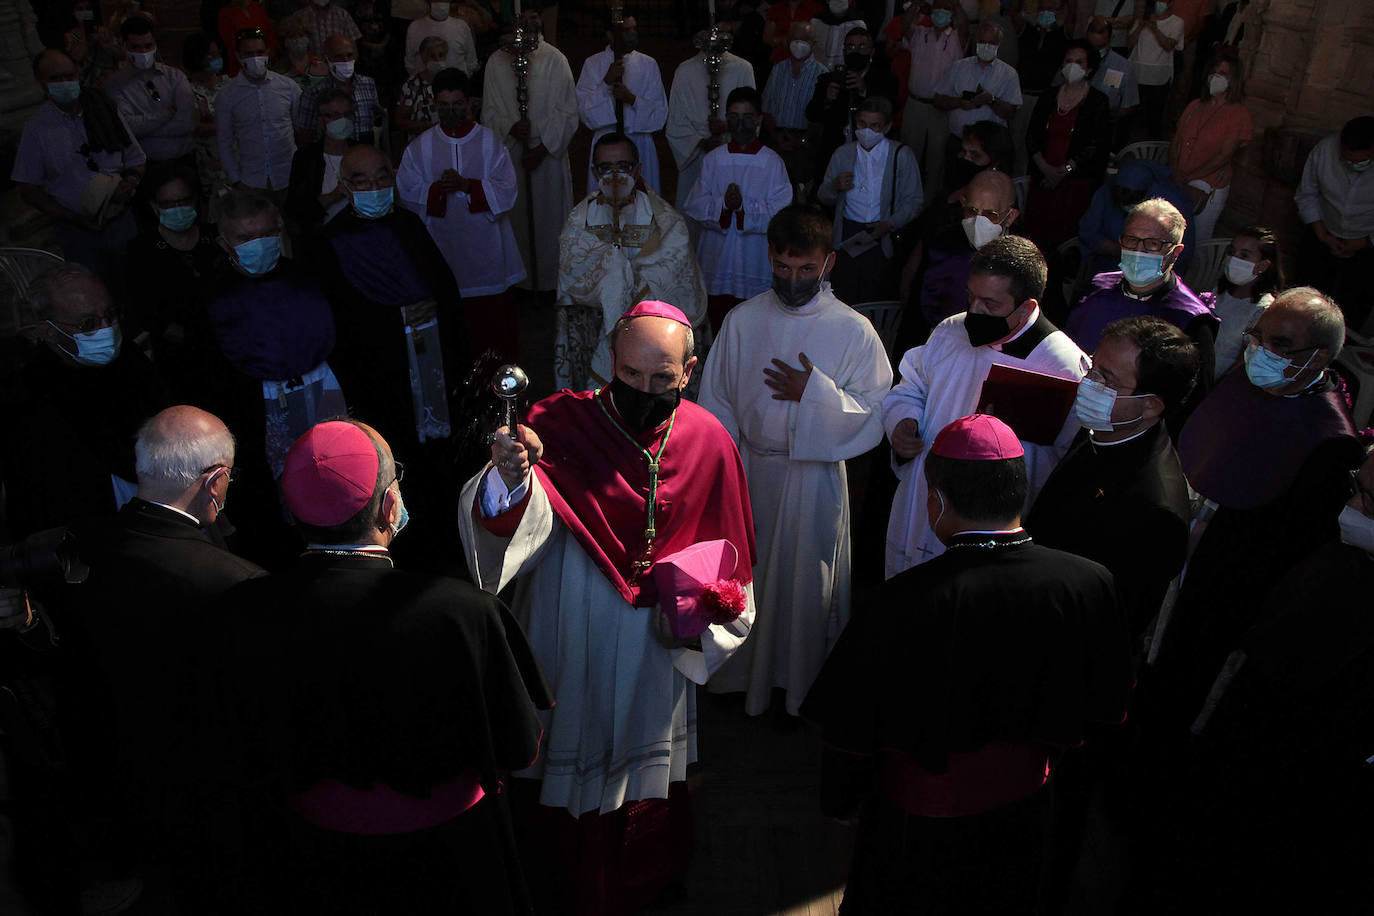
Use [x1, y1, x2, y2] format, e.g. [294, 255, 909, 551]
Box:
[201, 465, 240, 482]
[145, 80, 161, 103]
[961, 205, 1005, 222]
[52, 305, 120, 333]
[1350, 469, 1374, 514]
[391, 461, 405, 486]
[1119, 234, 1175, 253]
[1241, 326, 1319, 360]
[236, 28, 265, 42]
[592, 160, 636, 177]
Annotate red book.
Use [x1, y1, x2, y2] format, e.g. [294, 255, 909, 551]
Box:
[975, 363, 1080, 447]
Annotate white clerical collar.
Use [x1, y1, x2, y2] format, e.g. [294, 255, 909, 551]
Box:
[1089, 424, 1154, 447]
[953, 526, 1026, 536]
[991, 303, 1040, 349]
[142, 499, 202, 525]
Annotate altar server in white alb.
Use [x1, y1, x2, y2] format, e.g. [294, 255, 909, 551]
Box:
[666, 28, 756, 214]
[576, 8, 667, 194]
[684, 86, 793, 331]
[698, 205, 892, 717]
[482, 8, 579, 293]
[397, 68, 523, 359]
[883, 235, 1087, 579]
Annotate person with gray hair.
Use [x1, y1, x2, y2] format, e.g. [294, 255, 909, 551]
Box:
[1066, 196, 1219, 392]
[396, 35, 450, 138]
[1, 260, 166, 538]
[61, 404, 262, 911]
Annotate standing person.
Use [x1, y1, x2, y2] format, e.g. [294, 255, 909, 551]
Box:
[1084, 14, 1140, 150]
[216, 0, 277, 75]
[1167, 54, 1252, 241]
[395, 35, 448, 139]
[802, 412, 1132, 915]
[215, 27, 301, 198]
[404, 0, 476, 76]
[1127, 0, 1184, 139]
[1294, 116, 1374, 331]
[294, 35, 381, 144]
[458, 303, 757, 916]
[302, 0, 361, 58]
[1211, 225, 1282, 378]
[555, 134, 706, 391]
[286, 88, 360, 230]
[816, 95, 922, 304]
[576, 10, 668, 194]
[397, 68, 523, 361]
[804, 27, 897, 185]
[212, 419, 551, 916]
[697, 205, 891, 717]
[666, 28, 756, 215]
[182, 32, 232, 218]
[106, 15, 197, 171]
[809, 0, 867, 69]
[933, 21, 1022, 173]
[760, 20, 824, 189]
[684, 86, 793, 328]
[763, 0, 823, 64]
[884, 235, 1088, 578]
[899, 0, 966, 197]
[276, 13, 331, 88]
[481, 8, 578, 295]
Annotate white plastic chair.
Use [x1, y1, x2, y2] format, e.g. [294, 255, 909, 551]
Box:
[1182, 237, 1231, 294]
[1335, 329, 1374, 429]
[852, 300, 903, 357]
[1117, 140, 1170, 164]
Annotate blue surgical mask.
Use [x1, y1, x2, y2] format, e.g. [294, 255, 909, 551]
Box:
[208, 56, 224, 73]
[1351, 159, 1372, 173]
[232, 235, 281, 275]
[930, 9, 952, 28]
[49, 80, 81, 105]
[1036, 9, 1056, 28]
[48, 321, 122, 366]
[325, 116, 354, 140]
[1243, 340, 1313, 391]
[390, 485, 409, 537]
[351, 187, 393, 218]
[158, 205, 197, 232]
[1120, 249, 1166, 287]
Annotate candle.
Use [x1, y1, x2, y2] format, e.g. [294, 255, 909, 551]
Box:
[708, 0, 715, 23]
[514, 0, 521, 18]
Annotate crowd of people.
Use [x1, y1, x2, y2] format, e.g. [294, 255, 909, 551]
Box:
[3, 0, 1373, 914]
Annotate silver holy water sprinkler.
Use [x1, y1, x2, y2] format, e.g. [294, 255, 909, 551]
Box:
[491, 363, 529, 439]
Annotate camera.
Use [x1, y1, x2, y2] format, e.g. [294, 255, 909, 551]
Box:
[0, 527, 89, 593]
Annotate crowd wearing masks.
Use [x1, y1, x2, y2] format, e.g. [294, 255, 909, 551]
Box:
[4, 1, 1374, 915]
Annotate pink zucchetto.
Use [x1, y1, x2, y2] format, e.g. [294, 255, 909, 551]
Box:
[281, 421, 381, 527]
[929, 414, 1025, 461]
[623, 299, 692, 327]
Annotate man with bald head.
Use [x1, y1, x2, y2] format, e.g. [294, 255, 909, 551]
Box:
[62, 405, 262, 910]
[215, 418, 549, 913]
[459, 301, 756, 913]
[295, 34, 380, 145]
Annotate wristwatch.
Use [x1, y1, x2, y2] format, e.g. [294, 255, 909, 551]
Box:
[1064, 161, 1075, 174]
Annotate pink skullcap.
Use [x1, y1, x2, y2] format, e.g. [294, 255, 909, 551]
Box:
[623, 299, 691, 327]
[281, 421, 381, 527]
[930, 414, 1025, 461]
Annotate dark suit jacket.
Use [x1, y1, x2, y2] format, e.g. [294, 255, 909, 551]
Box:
[1026, 422, 1192, 638]
[806, 58, 901, 183]
[1026, 85, 1112, 181]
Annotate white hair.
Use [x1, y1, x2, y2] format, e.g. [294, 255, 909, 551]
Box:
[135, 417, 236, 491]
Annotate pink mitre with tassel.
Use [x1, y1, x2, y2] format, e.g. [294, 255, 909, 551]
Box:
[650, 540, 748, 640]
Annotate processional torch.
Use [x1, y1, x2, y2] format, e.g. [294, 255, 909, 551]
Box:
[511, 16, 540, 290]
[611, 0, 626, 134]
[696, 19, 731, 121]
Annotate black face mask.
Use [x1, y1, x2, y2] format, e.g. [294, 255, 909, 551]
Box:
[844, 51, 871, 72]
[618, 29, 639, 53]
[610, 375, 681, 432]
[438, 109, 469, 131]
[964, 309, 1016, 347]
[772, 270, 822, 309]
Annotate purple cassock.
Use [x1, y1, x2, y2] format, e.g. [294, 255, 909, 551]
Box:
[1064, 271, 1216, 354]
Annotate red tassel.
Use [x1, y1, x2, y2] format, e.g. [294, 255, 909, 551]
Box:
[699, 579, 747, 624]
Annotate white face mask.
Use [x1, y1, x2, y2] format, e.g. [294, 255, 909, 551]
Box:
[975, 42, 999, 62]
[1207, 74, 1229, 97]
[1061, 61, 1086, 84]
[828, 0, 849, 16]
[855, 127, 884, 150]
[1338, 504, 1374, 554]
[1073, 376, 1150, 432]
[789, 40, 812, 60]
[1223, 255, 1259, 287]
[48, 320, 122, 366]
[961, 214, 1003, 250]
[330, 59, 355, 81]
[241, 55, 268, 78]
[130, 48, 157, 70]
[599, 172, 633, 202]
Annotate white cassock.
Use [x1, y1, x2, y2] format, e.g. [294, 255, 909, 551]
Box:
[396, 122, 524, 297]
[576, 47, 668, 195]
[458, 467, 755, 816]
[665, 51, 756, 212]
[554, 188, 706, 389]
[683, 142, 793, 299]
[404, 15, 477, 76]
[697, 286, 892, 716]
[483, 40, 579, 292]
[882, 309, 1089, 579]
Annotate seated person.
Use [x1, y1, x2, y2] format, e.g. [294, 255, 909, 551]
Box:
[1077, 157, 1195, 277]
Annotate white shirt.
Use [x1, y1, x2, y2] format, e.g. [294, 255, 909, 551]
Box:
[1296, 133, 1374, 243]
[935, 56, 1023, 137]
[1129, 14, 1185, 86]
[404, 14, 477, 77]
[215, 70, 301, 189]
[844, 138, 887, 224]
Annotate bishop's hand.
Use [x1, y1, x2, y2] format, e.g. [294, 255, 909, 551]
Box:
[492, 424, 543, 490]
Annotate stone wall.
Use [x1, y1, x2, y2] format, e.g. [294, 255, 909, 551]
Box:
[1221, 0, 1374, 255]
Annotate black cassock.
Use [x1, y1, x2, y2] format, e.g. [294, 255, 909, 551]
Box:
[800, 533, 1132, 916]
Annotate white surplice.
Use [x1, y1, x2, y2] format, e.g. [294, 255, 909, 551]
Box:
[482, 40, 579, 292]
[458, 468, 755, 816]
[665, 51, 756, 211]
[882, 310, 1089, 579]
[554, 188, 706, 389]
[682, 143, 793, 299]
[696, 287, 892, 716]
[396, 122, 524, 297]
[576, 47, 668, 195]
